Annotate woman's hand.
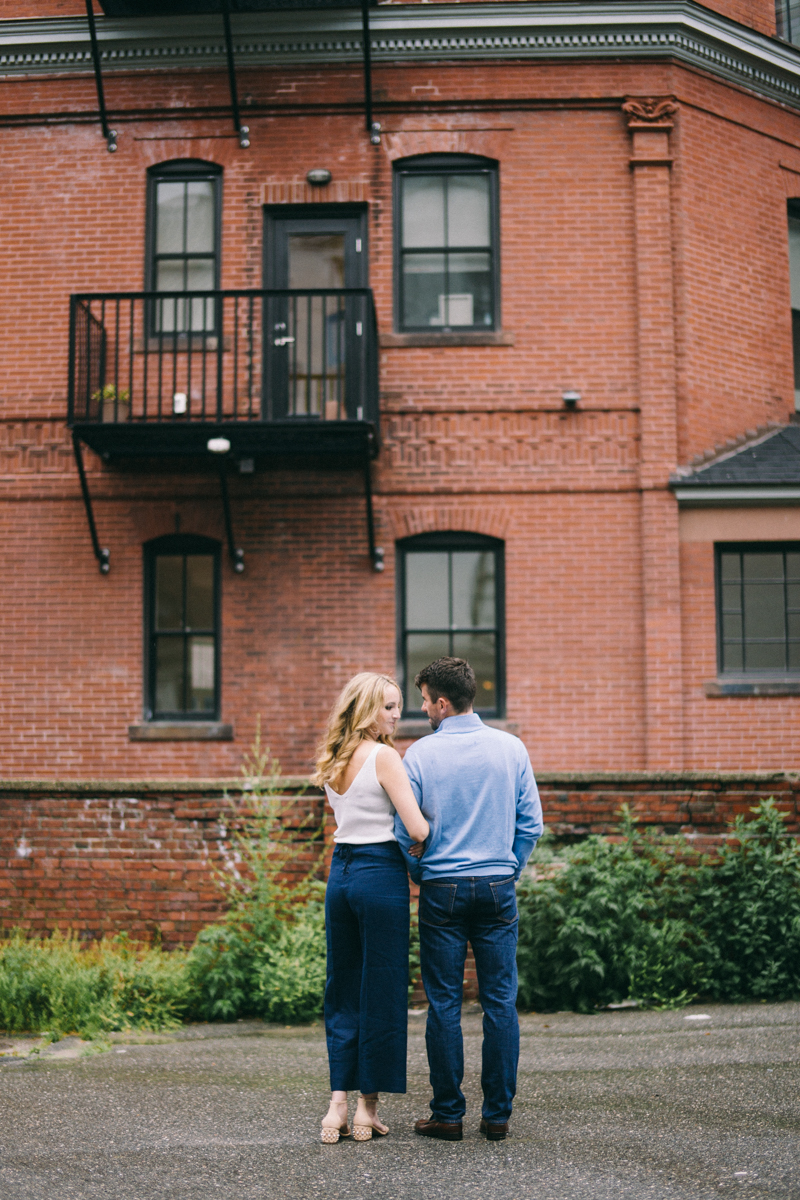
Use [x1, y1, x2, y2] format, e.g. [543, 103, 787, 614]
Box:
[408, 841, 426, 859]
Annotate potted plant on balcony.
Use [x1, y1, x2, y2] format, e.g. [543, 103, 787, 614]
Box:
[91, 384, 130, 423]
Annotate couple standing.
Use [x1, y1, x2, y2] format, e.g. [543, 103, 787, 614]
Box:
[313, 656, 543, 1144]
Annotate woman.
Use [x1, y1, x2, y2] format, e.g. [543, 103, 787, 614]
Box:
[313, 672, 429, 1144]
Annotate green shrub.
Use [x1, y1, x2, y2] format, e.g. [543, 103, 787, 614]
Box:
[0, 930, 192, 1037]
[517, 799, 800, 1012]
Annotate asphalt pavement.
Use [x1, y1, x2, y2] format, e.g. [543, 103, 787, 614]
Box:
[1, 1001, 798, 1199]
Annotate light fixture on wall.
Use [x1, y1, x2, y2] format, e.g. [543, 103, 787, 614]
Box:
[207, 437, 231, 454]
[562, 390, 581, 410]
[307, 168, 332, 186]
[173, 392, 187, 415]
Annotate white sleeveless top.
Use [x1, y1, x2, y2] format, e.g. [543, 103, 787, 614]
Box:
[325, 742, 397, 844]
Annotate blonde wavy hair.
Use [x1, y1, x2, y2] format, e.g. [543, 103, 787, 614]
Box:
[313, 672, 401, 788]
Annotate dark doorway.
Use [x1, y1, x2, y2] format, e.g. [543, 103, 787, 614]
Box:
[264, 207, 368, 420]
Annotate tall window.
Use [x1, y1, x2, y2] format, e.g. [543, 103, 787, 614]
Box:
[146, 160, 222, 333]
[716, 544, 800, 674]
[777, 1, 800, 45]
[144, 536, 221, 720]
[788, 201, 800, 410]
[394, 155, 499, 332]
[397, 533, 504, 716]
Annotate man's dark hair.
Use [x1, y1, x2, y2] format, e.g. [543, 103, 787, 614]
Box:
[415, 657, 477, 713]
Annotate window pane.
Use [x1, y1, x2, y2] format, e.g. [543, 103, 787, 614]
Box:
[743, 584, 785, 639]
[156, 259, 185, 293]
[720, 553, 741, 582]
[789, 214, 800, 309]
[406, 633, 451, 705]
[185, 181, 215, 253]
[743, 553, 783, 580]
[790, 641, 800, 670]
[185, 259, 214, 292]
[402, 176, 445, 248]
[721, 583, 742, 612]
[155, 557, 183, 630]
[405, 551, 449, 630]
[452, 632, 496, 707]
[721, 612, 742, 641]
[156, 181, 186, 255]
[787, 553, 800, 581]
[186, 556, 214, 629]
[402, 253, 446, 327]
[447, 175, 490, 247]
[188, 635, 215, 711]
[745, 642, 786, 671]
[721, 641, 743, 671]
[446, 252, 493, 327]
[155, 636, 184, 712]
[788, 612, 800, 639]
[288, 234, 346, 289]
[452, 551, 495, 628]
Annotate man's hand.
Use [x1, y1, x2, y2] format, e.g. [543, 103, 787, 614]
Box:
[408, 841, 426, 858]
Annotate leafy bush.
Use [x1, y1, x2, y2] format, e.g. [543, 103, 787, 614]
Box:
[185, 722, 328, 1023]
[0, 930, 192, 1037]
[517, 799, 800, 1012]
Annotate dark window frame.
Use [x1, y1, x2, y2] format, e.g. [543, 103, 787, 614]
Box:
[392, 154, 500, 334]
[145, 159, 223, 335]
[715, 541, 800, 676]
[143, 534, 222, 721]
[396, 531, 505, 718]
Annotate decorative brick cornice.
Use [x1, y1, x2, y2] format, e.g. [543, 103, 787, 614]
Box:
[2, 3, 800, 114]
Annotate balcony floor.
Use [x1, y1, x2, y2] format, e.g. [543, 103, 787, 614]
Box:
[72, 419, 378, 462]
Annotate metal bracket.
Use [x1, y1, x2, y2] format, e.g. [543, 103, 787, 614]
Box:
[221, 0, 250, 148]
[218, 463, 245, 572]
[84, 0, 117, 153]
[72, 432, 110, 574]
[361, 0, 380, 144]
[364, 451, 384, 572]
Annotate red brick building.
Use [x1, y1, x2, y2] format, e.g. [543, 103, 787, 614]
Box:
[3, 1, 800, 938]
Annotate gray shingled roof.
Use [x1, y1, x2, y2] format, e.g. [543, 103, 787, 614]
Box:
[673, 424, 800, 487]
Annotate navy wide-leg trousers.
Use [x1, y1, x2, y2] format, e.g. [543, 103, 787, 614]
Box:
[324, 841, 410, 1094]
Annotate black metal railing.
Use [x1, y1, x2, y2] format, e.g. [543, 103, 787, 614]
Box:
[68, 289, 379, 429]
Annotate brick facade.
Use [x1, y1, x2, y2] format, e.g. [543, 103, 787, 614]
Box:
[2, 2, 800, 933]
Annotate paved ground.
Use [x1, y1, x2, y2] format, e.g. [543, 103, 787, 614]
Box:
[1, 1002, 798, 1200]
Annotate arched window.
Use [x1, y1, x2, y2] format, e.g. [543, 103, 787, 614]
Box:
[144, 535, 221, 720]
[146, 160, 222, 334]
[393, 154, 499, 332]
[397, 532, 505, 717]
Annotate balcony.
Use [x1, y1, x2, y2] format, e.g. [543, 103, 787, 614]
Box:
[68, 289, 379, 462]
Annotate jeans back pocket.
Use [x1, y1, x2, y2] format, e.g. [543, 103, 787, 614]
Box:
[419, 882, 457, 926]
[489, 877, 518, 924]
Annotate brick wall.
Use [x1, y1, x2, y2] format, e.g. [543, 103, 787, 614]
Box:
[2, 775, 797, 947]
[1, 40, 800, 777]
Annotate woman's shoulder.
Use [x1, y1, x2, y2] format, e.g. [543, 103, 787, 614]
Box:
[375, 742, 402, 767]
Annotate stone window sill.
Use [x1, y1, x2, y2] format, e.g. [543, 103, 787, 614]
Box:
[128, 722, 234, 741]
[704, 680, 800, 697]
[379, 330, 515, 349]
[396, 718, 519, 739]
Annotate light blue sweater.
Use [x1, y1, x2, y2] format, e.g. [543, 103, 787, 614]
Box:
[394, 712, 544, 883]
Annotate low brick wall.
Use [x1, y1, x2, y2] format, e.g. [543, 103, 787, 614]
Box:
[1, 773, 798, 946]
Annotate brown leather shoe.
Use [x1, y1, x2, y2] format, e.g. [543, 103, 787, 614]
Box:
[414, 1116, 463, 1141]
[479, 1118, 509, 1141]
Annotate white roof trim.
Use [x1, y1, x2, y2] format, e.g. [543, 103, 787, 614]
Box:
[674, 486, 800, 505]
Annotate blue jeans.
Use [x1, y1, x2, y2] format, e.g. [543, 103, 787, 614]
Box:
[419, 874, 519, 1124]
[324, 841, 410, 1094]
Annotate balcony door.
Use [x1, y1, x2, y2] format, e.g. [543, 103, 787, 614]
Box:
[264, 208, 367, 421]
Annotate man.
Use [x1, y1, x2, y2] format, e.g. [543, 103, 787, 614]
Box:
[394, 657, 543, 1142]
